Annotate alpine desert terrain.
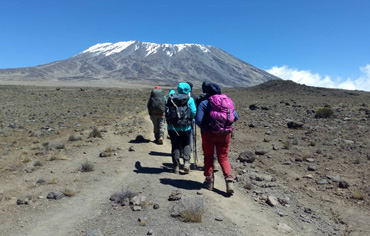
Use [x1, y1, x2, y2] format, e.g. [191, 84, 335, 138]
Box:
[0, 80, 369, 236]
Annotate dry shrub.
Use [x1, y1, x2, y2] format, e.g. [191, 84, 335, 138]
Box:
[33, 160, 43, 167]
[352, 191, 364, 200]
[177, 198, 206, 222]
[111, 188, 137, 204]
[80, 160, 94, 172]
[88, 127, 102, 138]
[48, 155, 59, 161]
[315, 107, 334, 118]
[63, 188, 76, 197]
[22, 156, 31, 163]
[68, 134, 82, 142]
[48, 179, 57, 184]
[282, 139, 292, 150]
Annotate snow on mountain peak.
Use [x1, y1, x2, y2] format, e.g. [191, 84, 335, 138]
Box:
[82, 41, 136, 56]
[81, 41, 211, 57]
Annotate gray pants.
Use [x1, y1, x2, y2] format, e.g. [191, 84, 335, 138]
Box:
[150, 115, 165, 140]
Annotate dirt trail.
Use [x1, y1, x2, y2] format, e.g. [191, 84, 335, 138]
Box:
[1, 113, 296, 236]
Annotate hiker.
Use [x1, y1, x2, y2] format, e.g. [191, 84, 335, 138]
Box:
[195, 83, 239, 194]
[195, 79, 211, 107]
[165, 82, 197, 174]
[147, 86, 166, 144]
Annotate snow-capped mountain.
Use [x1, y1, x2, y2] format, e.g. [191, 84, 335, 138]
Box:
[0, 41, 280, 87]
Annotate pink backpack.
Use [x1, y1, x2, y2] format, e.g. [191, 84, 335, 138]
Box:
[209, 94, 235, 133]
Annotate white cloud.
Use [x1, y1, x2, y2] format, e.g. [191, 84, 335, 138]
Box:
[267, 64, 370, 92]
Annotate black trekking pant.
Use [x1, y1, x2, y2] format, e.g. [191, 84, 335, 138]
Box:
[168, 130, 191, 167]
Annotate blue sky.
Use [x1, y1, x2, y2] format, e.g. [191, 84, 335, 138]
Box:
[1, 0, 369, 90]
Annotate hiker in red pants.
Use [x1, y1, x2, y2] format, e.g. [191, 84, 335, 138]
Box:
[195, 83, 239, 194]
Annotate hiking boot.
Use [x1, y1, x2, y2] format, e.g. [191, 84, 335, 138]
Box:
[183, 161, 190, 173]
[157, 138, 163, 145]
[204, 177, 214, 191]
[173, 166, 179, 174]
[226, 180, 234, 194]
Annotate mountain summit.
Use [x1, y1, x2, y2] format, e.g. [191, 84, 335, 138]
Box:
[0, 41, 279, 87]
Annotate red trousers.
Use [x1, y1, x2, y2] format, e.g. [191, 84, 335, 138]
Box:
[201, 131, 233, 179]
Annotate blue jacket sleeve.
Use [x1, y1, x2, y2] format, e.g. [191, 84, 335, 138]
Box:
[188, 97, 197, 119]
[195, 100, 208, 127]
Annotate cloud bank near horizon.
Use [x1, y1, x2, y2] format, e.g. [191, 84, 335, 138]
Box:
[267, 64, 370, 92]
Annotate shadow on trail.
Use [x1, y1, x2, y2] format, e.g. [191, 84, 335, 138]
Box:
[129, 135, 151, 144]
[149, 151, 172, 157]
[160, 178, 203, 190]
[133, 161, 172, 174]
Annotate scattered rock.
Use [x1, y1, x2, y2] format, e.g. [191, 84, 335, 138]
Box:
[99, 152, 109, 158]
[36, 179, 46, 185]
[325, 175, 340, 182]
[215, 216, 224, 221]
[266, 196, 279, 206]
[153, 203, 160, 209]
[255, 149, 270, 155]
[17, 198, 29, 205]
[307, 166, 316, 171]
[132, 205, 142, 211]
[277, 223, 293, 233]
[305, 158, 315, 163]
[129, 146, 135, 152]
[52, 142, 65, 150]
[287, 121, 304, 129]
[168, 190, 182, 201]
[147, 229, 153, 235]
[339, 181, 349, 189]
[237, 151, 256, 163]
[304, 207, 312, 214]
[295, 157, 303, 162]
[317, 179, 330, 185]
[46, 191, 65, 200]
[303, 174, 314, 179]
[87, 229, 103, 236]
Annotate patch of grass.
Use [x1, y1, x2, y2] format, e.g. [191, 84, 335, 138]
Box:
[80, 160, 94, 172]
[68, 134, 82, 142]
[177, 198, 206, 223]
[315, 107, 334, 118]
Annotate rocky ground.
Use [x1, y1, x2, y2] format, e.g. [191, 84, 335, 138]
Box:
[0, 80, 369, 236]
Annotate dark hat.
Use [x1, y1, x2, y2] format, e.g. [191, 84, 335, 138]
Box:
[186, 81, 193, 90]
[202, 80, 211, 93]
[205, 83, 221, 96]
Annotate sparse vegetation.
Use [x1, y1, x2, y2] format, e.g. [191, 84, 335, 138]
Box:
[176, 198, 206, 223]
[22, 156, 31, 163]
[33, 160, 43, 167]
[282, 139, 292, 150]
[110, 188, 137, 204]
[80, 160, 94, 172]
[63, 188, 76, 197]
[315, 107, 334, 118]
[88, 127, 102, 138]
